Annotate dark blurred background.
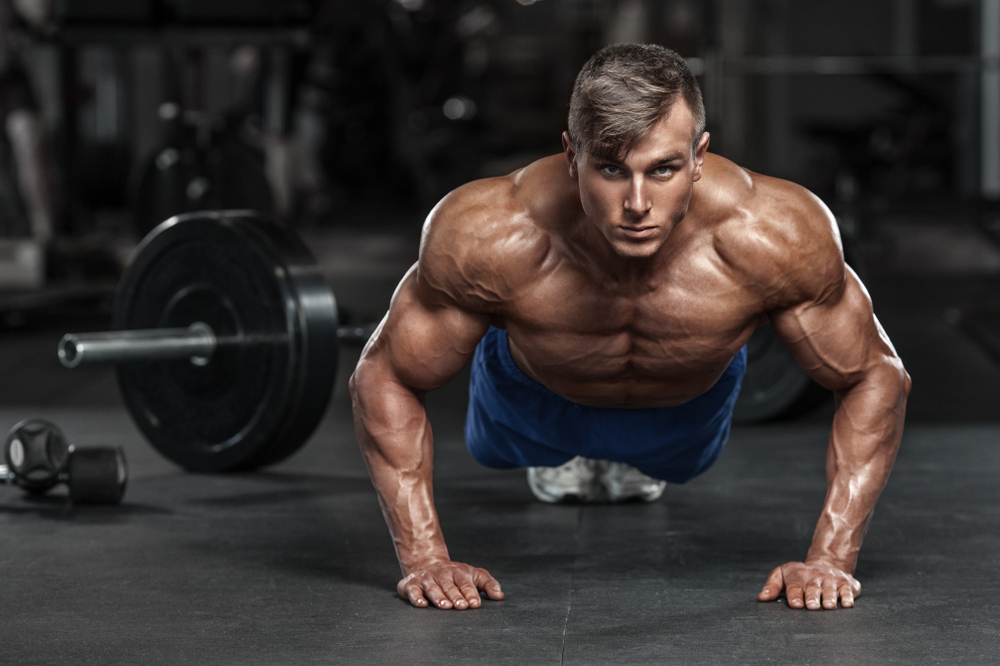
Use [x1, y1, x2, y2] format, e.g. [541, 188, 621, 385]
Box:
[0, 0, 999, 423]
[0, 0, 992, 233]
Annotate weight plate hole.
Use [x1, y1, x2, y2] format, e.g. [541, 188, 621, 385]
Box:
[9, 438, 23, 468]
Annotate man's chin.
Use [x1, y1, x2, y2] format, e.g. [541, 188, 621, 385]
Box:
[609, 237, 664, 259]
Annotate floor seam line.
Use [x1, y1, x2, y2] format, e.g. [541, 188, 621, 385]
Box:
[559, 506, 585, 666]
[559, 581, 572, 666]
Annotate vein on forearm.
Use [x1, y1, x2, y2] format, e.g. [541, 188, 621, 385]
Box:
[810, 359, 908, 569]
[352, 359, 446, 550]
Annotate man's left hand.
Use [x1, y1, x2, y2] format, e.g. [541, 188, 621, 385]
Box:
[758, 560, 861, 610]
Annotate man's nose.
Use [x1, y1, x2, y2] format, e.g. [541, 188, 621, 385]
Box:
[623, 177, 651, 217]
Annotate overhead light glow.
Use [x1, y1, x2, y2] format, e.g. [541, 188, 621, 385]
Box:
[443, 97, 477, 121]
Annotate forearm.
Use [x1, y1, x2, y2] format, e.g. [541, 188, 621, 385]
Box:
[808, 359, 910, 572]
[350, 359, 450, 574]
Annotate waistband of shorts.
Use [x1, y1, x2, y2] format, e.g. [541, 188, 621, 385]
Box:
[484, 326, 746, 404]
[489, 326, 553, 392]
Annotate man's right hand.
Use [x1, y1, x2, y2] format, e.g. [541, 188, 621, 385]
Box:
[397, 560, 504, 609]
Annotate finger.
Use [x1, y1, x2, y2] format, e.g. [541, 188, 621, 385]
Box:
[473, 568, 505, 601]
[822, 586, 838, 610]
[452, 571, 483, 608]
[400, 580, 429, 608]
[441, 581, 470, 610]
[423, 582, 453, 610]
[804, 581, 823, 610]
[397, 575, 413, 599]
[758, 567, 784, 601]
[785, 583, 805, 609]
[459, 582, 482, 608]
[839, 584, 855, 608]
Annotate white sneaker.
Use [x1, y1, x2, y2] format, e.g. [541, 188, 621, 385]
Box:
[598, 461, 666, 503]
[526, 456, 599, 503]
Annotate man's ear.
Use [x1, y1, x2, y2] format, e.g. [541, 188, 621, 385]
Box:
[562, 132, 579, 180]
[692, 132, 710, 182]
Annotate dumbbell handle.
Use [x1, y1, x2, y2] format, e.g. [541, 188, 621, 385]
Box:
[59, 320, 379, 368]
[59, 322, 216, 368]
[0, 464, 68, 484]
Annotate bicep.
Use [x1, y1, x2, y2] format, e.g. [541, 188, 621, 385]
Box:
[363, 266, 491, 392]
[768, 266, 894, 392]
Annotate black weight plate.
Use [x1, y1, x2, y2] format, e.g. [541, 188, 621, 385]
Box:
[733, 323, 827, 424]
[68, 447, 128, 505]
[114, 210, 338, 471]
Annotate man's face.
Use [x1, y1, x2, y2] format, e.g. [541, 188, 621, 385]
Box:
[563, 102, 710, 259]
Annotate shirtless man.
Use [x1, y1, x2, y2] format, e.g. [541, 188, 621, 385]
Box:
[350, 43, 910, 613]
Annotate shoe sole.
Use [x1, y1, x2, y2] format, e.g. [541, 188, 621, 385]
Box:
[604, 484, 666, 503]
[527, 469, 598, 503]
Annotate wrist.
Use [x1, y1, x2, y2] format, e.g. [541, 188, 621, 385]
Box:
[805, 548, 857, 575]
[397, 542, 451, 575]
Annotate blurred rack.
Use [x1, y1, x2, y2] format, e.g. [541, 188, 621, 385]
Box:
[720, 55, 1000, 76]
[687, 55, 1000, 77]
[56, 26, 310, 48]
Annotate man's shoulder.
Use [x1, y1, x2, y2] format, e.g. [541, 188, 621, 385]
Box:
[701, 156, 846, 308]
[417, 157, 568, 308]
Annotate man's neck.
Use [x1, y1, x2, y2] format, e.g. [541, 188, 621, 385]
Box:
[568, 211, 680, 287]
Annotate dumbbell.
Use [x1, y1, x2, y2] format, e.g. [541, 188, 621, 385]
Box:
[57, 210, 375, 473]
[3, 419, 127, 504]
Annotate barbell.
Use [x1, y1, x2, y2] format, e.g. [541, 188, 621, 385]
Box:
[58, 210, 373, 472]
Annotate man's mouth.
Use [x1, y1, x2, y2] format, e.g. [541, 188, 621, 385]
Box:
[619, 226, 655, 239]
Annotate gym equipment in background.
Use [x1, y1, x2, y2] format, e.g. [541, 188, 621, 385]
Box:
[58, 210, 374, 472]
[133, 106, 275, 239]
[3, 418, 127, 504]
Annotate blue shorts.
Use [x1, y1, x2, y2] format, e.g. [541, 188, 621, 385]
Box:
[464, 327, 747, 483]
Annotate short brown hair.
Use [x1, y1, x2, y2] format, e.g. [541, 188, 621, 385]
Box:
[567, 43, 705, 161]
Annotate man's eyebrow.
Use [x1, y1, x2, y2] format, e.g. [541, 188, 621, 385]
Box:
[595, 151, 686, 167]
[653, 152, 685, 164]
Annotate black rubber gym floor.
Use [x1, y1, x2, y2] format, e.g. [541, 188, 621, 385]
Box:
[2, 223, 999, 665]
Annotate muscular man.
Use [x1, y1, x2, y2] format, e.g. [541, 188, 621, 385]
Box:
[351, 44, 910, 613]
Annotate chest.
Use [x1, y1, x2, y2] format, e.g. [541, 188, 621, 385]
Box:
[502, 250, 762, 379]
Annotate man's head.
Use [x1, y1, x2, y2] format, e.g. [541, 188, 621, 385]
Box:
[567, 43, 705, 161]
[563, 43, 710, 260]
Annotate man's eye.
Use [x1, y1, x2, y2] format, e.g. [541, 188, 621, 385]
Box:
[655, 166, 673, 176]
[602, 165, 622, 176]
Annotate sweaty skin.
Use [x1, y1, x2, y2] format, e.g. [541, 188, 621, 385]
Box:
[350, 101, 910, 612]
